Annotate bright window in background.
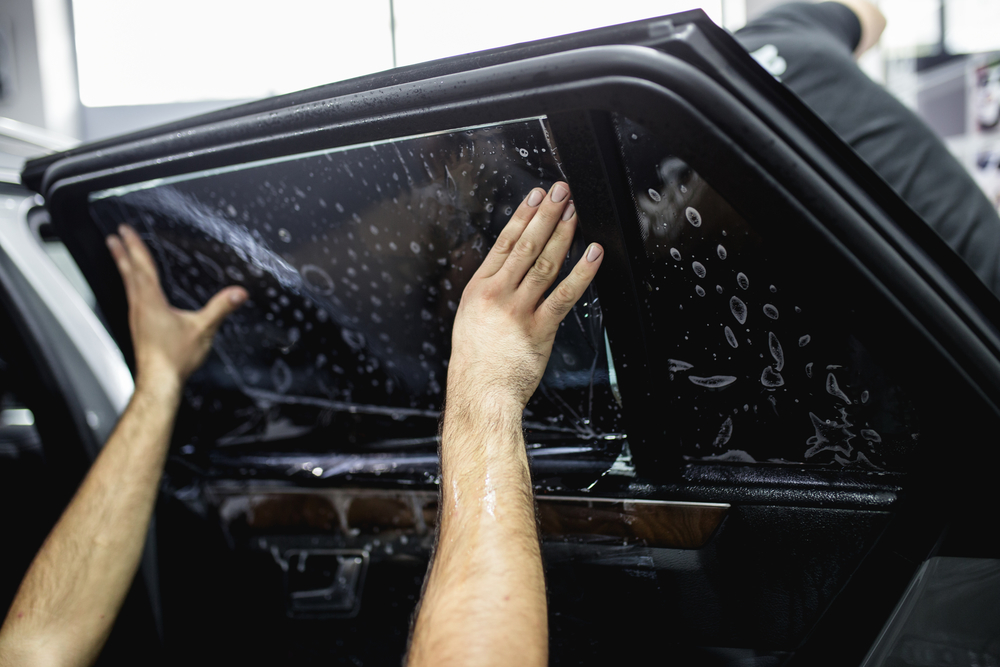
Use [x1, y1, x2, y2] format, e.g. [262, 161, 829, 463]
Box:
[73, 0, 738, 108]
[878, 0, 941, 55]
[393, 0, 726, 67]
[945, 0, 1000, 54]
[72, 0, 394, 106]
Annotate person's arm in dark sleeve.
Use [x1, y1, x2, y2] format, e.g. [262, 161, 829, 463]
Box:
[743, 1, 885, 58]
[835, 0, 886, 57]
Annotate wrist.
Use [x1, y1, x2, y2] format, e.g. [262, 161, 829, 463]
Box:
[443, 386, 524, 427]
[442, 392, 525, 459]
[445, 362, 531, 414]
[133, 366, 184, 402]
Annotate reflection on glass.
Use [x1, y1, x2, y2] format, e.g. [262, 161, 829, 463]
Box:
[613, 114, 918, 469]
[89, 119, 620, 451]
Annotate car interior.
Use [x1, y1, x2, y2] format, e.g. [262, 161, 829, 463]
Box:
[4, 10, 1000, 666]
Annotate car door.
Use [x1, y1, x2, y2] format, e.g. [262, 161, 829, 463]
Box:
[23, 10, 1000, 666]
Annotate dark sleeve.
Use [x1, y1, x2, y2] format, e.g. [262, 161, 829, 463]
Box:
[742, 2, 862, 53]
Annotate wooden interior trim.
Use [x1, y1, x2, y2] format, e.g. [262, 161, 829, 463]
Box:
[209, 487, 729, 550]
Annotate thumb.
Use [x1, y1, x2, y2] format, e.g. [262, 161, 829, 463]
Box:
[197, 286, 248, 335]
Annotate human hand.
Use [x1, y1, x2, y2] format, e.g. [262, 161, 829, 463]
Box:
[448, 182, 603, 411]
[105, 225, 247, 393]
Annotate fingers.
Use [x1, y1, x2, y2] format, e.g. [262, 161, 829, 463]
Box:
[538, 243, 603, 330]
[196, 286, 248, 336]
[117, 225, 162, 287]
[106, 224, 165, 303]
[475, 187, 546, 278]
[519, 200, 577, 301]
[105, 234, 135, 297]
[499, 182, 572, 285]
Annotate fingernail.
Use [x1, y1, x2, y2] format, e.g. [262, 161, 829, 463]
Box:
[586, 243, 603, 262]
[526, 189, 544, 207]
[551, 183, 569, 203]
[561, 202, 576, 221]
[229, 289, 247, 305]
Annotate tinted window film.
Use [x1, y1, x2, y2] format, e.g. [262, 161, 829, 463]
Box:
[613, 114, 918, 470]
[88, 119, 620, 451]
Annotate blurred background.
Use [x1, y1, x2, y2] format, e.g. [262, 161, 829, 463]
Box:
[2, 0, 1000, 209]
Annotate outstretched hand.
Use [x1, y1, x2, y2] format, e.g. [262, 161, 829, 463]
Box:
[105, 225, 247, 391]
[448, 182, 603, 411]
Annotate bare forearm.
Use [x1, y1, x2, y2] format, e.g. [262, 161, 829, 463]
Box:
[0, 377, 180, 667]
[408, 399, 547, 667]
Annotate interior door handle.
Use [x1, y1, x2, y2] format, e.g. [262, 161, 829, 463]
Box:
[284, 549, 369, 618]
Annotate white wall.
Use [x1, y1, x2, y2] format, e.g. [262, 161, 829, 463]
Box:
[0, 0, 80, 139]
[9, 1, 751, 143]
[0, 0, 47, 129]
[71, 1, 746, 143]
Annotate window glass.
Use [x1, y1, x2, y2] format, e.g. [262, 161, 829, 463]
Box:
[88, 119, 620, 451]
[613, 114, 919, 469]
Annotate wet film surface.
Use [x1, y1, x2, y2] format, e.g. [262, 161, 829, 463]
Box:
[614, 115, 918, 469]
[89, 119, 620, 454]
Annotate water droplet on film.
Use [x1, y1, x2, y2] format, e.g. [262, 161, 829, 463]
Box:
[713, 417, 733, 447]
[861, 429, 881, 443]
[689, 375, 737, 389]
[825, 373, 851, 404]
[301, 264, 334, 295]
[341, 329, 366, 352]
[271, 358, 292, 393]
[768, 332, 784, 371]
[685, 207, 702, 227]
[730, 296, 747, 325]
[724, 326, 738, 348]
[667, 359, 693, 372]
[761, 366, 784, 388]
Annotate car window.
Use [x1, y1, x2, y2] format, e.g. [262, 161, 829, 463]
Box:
[86, 118, 621, 451]
[613, 114, 919, 470]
